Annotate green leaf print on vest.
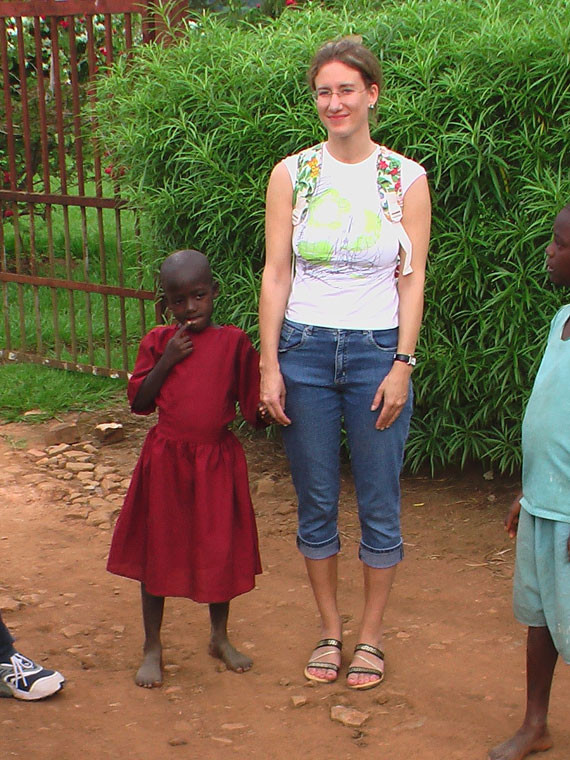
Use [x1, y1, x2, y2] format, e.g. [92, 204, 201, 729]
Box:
[297, 189, 350, 264]
[352, 209, 383, 253]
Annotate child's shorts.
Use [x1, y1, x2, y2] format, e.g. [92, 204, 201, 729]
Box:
[513, 506, 570, 663]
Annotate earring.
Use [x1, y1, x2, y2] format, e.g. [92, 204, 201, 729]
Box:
[369, 104, 375, 110]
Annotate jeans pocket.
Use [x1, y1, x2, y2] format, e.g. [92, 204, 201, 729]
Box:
[367, 328, 398, 352]
[278, 320, 307, 353]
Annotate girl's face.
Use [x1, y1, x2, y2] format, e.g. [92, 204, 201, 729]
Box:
[313, 61, 377, 141]
[546, 208, 570, 288]
[164, 273, 218, 333]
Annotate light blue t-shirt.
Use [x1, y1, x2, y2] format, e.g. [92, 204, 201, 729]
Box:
[521, 303, 570, 522]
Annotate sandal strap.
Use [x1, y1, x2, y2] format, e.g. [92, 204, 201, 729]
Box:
[346, 665, 383, 678]
[354, 642, 384, 660]
[315, 638, 342, 651]
[305, 660, 340, 674]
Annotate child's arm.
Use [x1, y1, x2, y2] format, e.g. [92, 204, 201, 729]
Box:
[504, 492, 523, 539]
[236, 331, 272, 429]
[131, 324, 193, 413]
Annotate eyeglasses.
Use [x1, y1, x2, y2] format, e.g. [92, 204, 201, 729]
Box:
[312, 86, 367, 103]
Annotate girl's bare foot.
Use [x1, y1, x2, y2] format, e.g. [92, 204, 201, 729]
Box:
[488, 725, 553, 760]
[135, 646, 163, 688]
[209, 637, 252, 673]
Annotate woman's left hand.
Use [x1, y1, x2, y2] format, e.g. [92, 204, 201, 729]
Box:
[371, 362, 412, 430]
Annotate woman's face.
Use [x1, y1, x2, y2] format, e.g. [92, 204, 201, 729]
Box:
[313, 61, 378, 140]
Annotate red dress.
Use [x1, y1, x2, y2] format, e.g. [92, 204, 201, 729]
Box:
[107, 324, 263, 603]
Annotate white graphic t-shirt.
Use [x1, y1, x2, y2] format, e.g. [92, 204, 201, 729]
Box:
[282, 143, 425, 329]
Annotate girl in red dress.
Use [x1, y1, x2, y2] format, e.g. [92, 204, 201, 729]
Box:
[107, 249, 266, 687]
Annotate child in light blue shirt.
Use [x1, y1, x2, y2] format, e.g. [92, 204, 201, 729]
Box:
[489, 203, 570, 760]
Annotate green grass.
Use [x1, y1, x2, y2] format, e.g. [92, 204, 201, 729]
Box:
[1, 180, 159, 371]
[0, 362, 125, 422]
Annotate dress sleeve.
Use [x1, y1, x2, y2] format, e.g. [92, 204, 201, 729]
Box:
[235, 331, 265, 428]
[127, 329, 163, 415]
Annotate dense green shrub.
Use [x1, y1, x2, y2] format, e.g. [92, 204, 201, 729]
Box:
[94, 0, 570, 473]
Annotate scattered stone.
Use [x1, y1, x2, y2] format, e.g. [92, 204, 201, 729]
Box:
[94, 465, 117, 479]
[330, 705, 370, 728]
[46, 444, 70, 455]
[165, 686, 182, 695]
[45, 423, 80, 446]
[87, 511, 111, 527]
[20, 593, 41, 605]
[276, 502, 296, 516]
[81, 443, 98, 454]
[278, 677, 291, 687]
[111, 624, 125, 634]
[221, 723, 246, 731]
[27, 449, 47, 459]
[94, 423, 125, 444]
[62, 450, 91, 460]
[255, 476, 277, 496]
[65, 461, 95, 473]
[211, 737, 232, 745]
[56, 472, 75, 481]
[396, 631, 411, 639]
[0, 596, 21, 612]
[164, 664, 180, 674]
[61, 624, 90, 638]
[22, 473, 44, 485]
[428, 643, 445, 650]
[291, 696, 307, 708]
[101, 477, 122, 494]
[23, 409, 44, 417]
[77, 471, 96, 482]
[168, 737, 188, 747]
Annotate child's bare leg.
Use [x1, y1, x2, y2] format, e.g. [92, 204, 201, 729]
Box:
[208, 602, 252, 673]
[136, 584, 165, 688]
[488, 626, 558, 760]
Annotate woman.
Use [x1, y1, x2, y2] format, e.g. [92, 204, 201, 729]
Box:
[259, 37, 430, 690]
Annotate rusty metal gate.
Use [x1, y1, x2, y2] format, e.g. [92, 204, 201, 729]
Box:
[0, 0, 168, 379]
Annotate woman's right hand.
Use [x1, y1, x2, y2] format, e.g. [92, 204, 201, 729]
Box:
[504, 493, 522, 538]
[260, 366, 291, 426]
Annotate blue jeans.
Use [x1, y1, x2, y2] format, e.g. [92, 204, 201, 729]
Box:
[279, 320, 413, 569]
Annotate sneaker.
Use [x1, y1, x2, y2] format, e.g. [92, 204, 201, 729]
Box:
[0, 652, 65, 700]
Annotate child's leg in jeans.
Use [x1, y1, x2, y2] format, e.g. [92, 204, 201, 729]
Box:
[488, 625, 557, 760]
[136, 584, 165, 688]
[208, 602, 252, 673]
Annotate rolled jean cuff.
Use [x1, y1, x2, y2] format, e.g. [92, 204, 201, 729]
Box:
[359, 539, 404, 569]
[296, 532, 340, 560]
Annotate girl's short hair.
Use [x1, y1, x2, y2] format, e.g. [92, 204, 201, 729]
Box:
[307, 36, 383, 95]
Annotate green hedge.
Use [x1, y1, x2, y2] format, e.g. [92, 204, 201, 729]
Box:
[94, 0, 570, 473]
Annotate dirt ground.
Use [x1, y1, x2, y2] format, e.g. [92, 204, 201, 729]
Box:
[1, 409, 568, 760]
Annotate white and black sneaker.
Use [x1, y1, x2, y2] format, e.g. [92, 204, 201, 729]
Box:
[0, 652, 65, 700]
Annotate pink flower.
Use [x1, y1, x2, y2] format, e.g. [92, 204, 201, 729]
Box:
[104, 165, 113, 175]
[285, 0, 296, 5]
[58, 19, 70, 29]
[4, 209, 14, 218]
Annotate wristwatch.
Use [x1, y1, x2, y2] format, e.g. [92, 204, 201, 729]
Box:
[394, 353, 417, 367]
